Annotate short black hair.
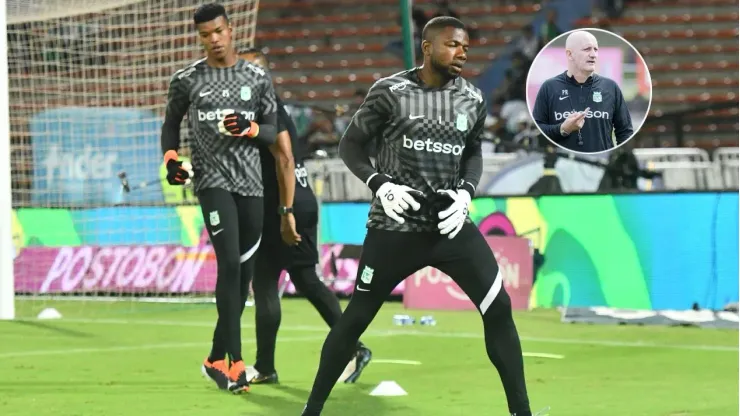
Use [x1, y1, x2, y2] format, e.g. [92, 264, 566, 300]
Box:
[194, 3, 229, 26]
[421, 16, 466, 41]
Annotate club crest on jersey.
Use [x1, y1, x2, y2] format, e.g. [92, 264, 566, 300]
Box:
[209, 210, 220, 226]
[455, 114, 468, 131]
[592, 91, 602, 103]
[240, 86, 251, 101]
[360, 266, 374, 284]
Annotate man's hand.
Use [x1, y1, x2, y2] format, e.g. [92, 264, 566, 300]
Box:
[280, 213, 302, 246]
[218, 110, 259, 138]
[163, 151, 194, 186]
[376, 182, 422, 224]
[437, 189, 471, 239]
[560, 107, 589, 135]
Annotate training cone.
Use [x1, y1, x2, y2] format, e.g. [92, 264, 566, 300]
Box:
[369, 381, 407, 396]
[37, 308, 62, 320]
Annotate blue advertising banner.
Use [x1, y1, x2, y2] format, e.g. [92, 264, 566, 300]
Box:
[317, 192, 739, 310]
[30, 107, 163, 206]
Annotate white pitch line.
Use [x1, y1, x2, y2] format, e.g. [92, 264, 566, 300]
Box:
[373, 359, 422, 365]
[0, 335, 328, 359]
[522, 352, 564, 359]
[392, 330, 739, 352]
[8, 318, 737, 353]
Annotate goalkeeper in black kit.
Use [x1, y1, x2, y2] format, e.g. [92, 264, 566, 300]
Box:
[238, 49, 372, 386]
[160, 3, 297, 394]
[301, 17, 540, 416]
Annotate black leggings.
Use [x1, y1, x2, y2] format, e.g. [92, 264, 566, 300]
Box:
[198, 187, 263, 363]
[304, 223, 530, 414]
[251, 255, 343, 373]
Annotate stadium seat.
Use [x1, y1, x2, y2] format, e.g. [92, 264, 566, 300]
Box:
[574, 0, 738, 148]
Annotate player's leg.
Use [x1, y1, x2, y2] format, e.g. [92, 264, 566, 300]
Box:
[430, 222, 531, 415]
[285, 210, 372, 383]
[288, 264, 343, 326]
[287, 264, 372, 384]
[302, 229, 430, 415]
[197, 187, 243, 391]
[286, 210, 343, 328]
[249, 244, 284, 384]
[226, 193, 264, 391]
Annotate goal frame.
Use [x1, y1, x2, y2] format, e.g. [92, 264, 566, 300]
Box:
[1, 3, 15, 320]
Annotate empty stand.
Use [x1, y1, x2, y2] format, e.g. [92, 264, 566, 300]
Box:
[575, 0, 738, 148]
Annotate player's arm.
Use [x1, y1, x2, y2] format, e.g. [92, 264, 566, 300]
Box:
[532, 84, 565, 141]
[436, 98, 485, 239]
[160, 72, 194, 185]
[161, 73, 190, 155]
[613, 85, 634, 144]
[458, 99, 487, 196]
[269, 123, 301, 245]
[270, 107, 296, 211]
[250, 77, 279, 145]
[338, 82, 395, 194]
[341, 80, 421, 224]
[219, 74, 278, 145]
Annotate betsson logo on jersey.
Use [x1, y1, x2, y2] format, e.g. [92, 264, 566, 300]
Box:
[197, 108, 255, 121]
[554, 109, 610, 121]
[403, 136, 464, 155]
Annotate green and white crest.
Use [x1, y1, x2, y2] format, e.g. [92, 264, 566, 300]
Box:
[209, 210, 220, 226]
[240, 86, 251, 101]
[455, 114, 468, 132]
[360, 266, 374, 284]
[592, 91, 602, 103]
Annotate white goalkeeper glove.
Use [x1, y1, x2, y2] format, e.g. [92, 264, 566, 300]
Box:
[437, 189, 471, 239]
[376, 181, 422, 224]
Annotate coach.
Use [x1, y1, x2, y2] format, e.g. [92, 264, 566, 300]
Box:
[532, 30, 634, 153]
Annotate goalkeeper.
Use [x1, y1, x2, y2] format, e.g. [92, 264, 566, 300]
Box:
[302, 17, 534, 415]
[160, 3, 297, 394]
[239, 49, 372, 386]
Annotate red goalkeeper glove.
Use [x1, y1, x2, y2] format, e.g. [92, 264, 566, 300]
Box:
[163, 150, 194, 186]
[218, 110, 259, 138]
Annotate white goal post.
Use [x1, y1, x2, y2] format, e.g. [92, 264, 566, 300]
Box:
[1, 2, 13, 320]
[4, 0, 260, 319]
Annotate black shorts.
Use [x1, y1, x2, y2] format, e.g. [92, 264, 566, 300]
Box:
[260, 205, 319, 269]
[354, 222, 505, 315]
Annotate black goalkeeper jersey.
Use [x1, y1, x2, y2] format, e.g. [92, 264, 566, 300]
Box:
[163, 58, 279, 197]
[339, 68, 487, 232]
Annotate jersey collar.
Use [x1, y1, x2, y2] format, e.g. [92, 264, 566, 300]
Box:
[564, 70, 598, 86]
[410, 67, 459, 90]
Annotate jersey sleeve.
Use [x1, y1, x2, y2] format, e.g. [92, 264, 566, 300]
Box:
[160, 72, 191, 154]
[338, 79, 395, 193]
[260, 74, 279, 120]
[459, 97, 486, 195]
[532, 81, 566, 142]
[248, 70, 278, 145]
[613, 83, 634, 144]
[276, 104, 289, 133]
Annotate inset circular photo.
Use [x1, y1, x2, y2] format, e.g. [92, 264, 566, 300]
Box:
[526, 28, 652, 155]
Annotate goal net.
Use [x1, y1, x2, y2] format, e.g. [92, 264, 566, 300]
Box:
[7, 0, 260, 319]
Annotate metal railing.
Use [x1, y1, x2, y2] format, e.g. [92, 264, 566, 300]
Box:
[713, 147, 739, 189]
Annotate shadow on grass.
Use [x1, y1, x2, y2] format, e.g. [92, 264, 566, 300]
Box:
[242, 381, 412, 416]
[11, 320, 94, 338]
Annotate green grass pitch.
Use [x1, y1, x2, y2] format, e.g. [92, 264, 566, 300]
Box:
[1, 299, 737, 416]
